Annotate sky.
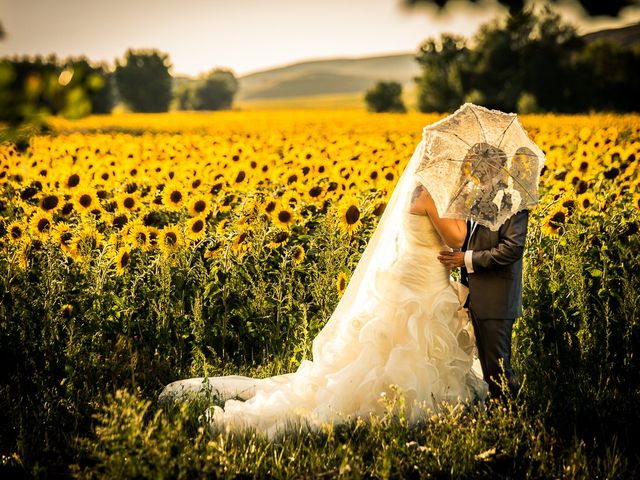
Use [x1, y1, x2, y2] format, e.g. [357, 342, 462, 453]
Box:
[1, 0, 639, 78]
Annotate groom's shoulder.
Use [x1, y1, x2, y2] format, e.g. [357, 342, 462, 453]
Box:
[498, 209, 529, 233]
[514, 209, 529, 222]
[508, 209, 529, 223]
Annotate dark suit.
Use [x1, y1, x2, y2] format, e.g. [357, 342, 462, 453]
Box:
[461, 210, 528, 399]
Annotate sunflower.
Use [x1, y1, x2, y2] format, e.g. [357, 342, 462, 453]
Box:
[281, 190, 300, 209]
[364, 165, 381, 185]
[381, 167, 396, 183]
[307, 182, 324, 197]
[261, 197, 278, 217]
[115, 191, 141, 213]
[29, 211, 53, 241]
[571, 153, 593, 175]
[93, 167, 114, 185]
[232, 168, 248, 185]
[337, 197, 362, 235]
[59, 201, 75, 217]
[128, 224, 151, 251]
[273, 203, 295, 230]
[162, 182, 186, 212]
[204, 242, 224, 260]
[186, 217, 207, 241]
[115, 247, 131, 276]
[75, 189, 98, 213]
[292, 245, 305, 264]
[336, 272, 348, 296]
[187, 194, 212, 218]
[541, 204, 568, 237]
[577, 192, 597, 211]
[300, 146, 316, 162]
[64, 171, 82, 189]
[159, 225, 183, 255]
[147, 226, 160, 250]
[53, 223, 74, 254]
[372, 201, 387, 216]
[110, 212, 129, 231]
[215, 219, 230, 236]
[6, 220, 25, 244]
[38, 192, 62, 213]
[231, 228, 250, 254]
[217, 193, 236, 213]
[268, 230, 290, 249]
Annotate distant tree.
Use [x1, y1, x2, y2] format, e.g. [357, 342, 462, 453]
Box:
[90, 68, 115, 114]
[516, 91, 542, 114]
[190, 69, 239, 110]
[58, 58, 114, 115]
[364, 81, 407, 113]
[467, 6, 583, 112]
[0, 20, 5, 40]
[0, 54, 113, 134]
[174, 82, 196, 110]
[414, 34, 470, 112]
[114, 49, 172, 112]
[403, 0, 635, 17]
[413, 4, 639, 113]
[573, 39, 640, 112]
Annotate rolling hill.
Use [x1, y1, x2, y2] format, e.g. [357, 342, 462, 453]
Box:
[172, 52, 420, 110]
[236, 53, 420, 101]
[582, 22, 640, 48]
[171, 21, 640, 110]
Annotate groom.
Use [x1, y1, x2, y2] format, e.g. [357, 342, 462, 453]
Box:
[438, 210, 528, 400]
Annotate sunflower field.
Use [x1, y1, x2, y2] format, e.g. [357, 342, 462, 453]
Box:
[1, 109, 639, 477]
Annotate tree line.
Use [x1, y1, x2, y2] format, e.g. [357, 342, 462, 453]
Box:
[366, 6, 640, 113]
[0, 48, 239, 131]
[2, 4, 639, 126]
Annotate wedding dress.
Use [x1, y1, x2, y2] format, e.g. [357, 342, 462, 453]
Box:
[159, 135, 489, 438]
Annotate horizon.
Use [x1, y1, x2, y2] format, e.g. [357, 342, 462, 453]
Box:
[1, 0, 640, 79]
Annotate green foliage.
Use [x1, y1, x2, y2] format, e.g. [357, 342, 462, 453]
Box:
[0, 195, 362, 473]
[415, 34, 470, 113]
[70, 389, 630, 479]
[572, 39, 640, 112]
[414, 5, 640, 113]
[175, 69, 239, 111]
[516, 201, 640, 461]
[191, 69, 239, 110]
[364, 81, 407, 113]
[114, 49, 173, 113]
[517, 92, 542, 114]
[0, 55, 113, 137]
[1, 186, 639, 476]
[404, 0, 636, 19]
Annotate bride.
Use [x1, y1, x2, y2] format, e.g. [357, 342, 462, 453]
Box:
[159, 126, 489, 438]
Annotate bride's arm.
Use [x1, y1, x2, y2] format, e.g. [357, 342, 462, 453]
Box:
[410, 184, 467, 249]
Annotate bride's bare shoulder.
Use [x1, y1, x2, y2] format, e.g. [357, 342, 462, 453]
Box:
[409, 183, 431, 214]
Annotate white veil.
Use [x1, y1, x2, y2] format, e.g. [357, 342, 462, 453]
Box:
[159, 132, 469, 410]
[310, 137, 427, 360]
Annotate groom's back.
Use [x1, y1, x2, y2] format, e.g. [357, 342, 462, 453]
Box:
[466, 210, 528, 320]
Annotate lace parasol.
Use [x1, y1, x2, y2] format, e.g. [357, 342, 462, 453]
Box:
[415, 103, 546, 231]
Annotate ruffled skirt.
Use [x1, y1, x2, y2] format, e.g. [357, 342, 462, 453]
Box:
[161, 215, 487, 438]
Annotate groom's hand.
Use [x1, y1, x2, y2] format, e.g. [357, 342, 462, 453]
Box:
[438, 250, 465, 268]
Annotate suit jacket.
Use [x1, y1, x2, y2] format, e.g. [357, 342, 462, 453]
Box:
[461, 210, 529, 320]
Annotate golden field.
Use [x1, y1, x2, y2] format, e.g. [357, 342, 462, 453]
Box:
[1, 109, 639, 279]
[1, 110, 640, 478]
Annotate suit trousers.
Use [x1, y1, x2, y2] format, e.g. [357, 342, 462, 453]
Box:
[469, 309, 520, 400]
